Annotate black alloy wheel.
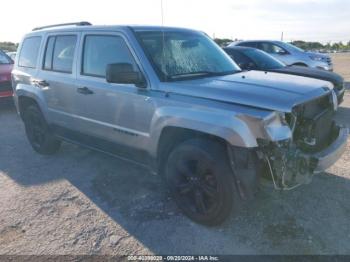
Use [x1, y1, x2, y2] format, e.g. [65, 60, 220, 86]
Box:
[165, 138, 236, 225]
[23, 105, 61, 155]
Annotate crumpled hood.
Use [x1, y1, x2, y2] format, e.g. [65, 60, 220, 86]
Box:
[161, 70, 333, 112]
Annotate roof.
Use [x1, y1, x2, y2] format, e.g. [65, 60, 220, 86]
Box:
[228, 40, 284, 47]
[27, 23, 199, 35]
[223, 46, 256, 51]
[237, 40, 282, 43]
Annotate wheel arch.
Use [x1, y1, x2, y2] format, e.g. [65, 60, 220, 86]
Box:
[16, 90, 48, 121]
[291, 62, 308, 67]
[156, 126, 262, 201]
[17, 95, 41, 118]
[148, 107, 259, 161]
[156, 126, 228, 172]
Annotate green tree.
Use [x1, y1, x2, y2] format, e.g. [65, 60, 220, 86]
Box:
[0, 42, 18, 52]
[291, 40, 323, 51]
[214, 38, 233, 47]
[332, 42, 341, 51]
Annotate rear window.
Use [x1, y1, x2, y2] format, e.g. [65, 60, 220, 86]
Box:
[18, 36, 42, 68]
[43, 35, 77, 73]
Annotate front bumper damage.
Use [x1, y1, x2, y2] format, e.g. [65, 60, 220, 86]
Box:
[313, 126, 348, 172]
[336, 85, 346, 105]
[259, 125, 348, 190]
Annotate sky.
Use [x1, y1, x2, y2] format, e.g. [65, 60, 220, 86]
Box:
[1, 0, 349, 43]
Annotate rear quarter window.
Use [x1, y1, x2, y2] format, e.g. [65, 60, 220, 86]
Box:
[18, 36, 42, 68]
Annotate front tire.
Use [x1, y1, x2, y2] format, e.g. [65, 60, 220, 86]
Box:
[23, 105, 61, 155]
[164, 138, 236, 226]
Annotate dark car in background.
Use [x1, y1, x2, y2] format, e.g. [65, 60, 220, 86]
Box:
[0, 49, 14, 102]
[224, 46, 345, 103]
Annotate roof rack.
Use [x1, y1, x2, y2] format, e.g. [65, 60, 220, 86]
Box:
[32, 21, 92, 31]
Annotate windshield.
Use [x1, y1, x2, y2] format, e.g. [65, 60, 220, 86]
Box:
[283, 42, 305, 52]
[135, 30, 240, 81]
[243, 49, 285, 70]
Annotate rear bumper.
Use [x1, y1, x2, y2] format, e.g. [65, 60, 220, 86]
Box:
[313, 127, 348, 173]
[0, 81, 13, 98]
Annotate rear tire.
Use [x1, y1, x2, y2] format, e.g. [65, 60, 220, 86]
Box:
[23, 105, 61, 155]
[164, 138, 236, 226]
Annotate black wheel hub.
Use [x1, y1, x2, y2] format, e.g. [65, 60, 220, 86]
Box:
[173, 158, 220, 215]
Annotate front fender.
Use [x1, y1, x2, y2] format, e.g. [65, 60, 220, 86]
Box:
[147, 106, 259, 157]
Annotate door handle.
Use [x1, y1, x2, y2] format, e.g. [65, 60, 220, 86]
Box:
[77, 87, 94, 95]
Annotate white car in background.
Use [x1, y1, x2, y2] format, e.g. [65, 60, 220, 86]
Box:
[228, 40, 333, 71]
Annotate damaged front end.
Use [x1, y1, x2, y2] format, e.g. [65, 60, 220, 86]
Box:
[258, 91, 348, 190]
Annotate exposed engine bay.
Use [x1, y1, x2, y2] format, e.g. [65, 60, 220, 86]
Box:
[259, 91, 341, 190]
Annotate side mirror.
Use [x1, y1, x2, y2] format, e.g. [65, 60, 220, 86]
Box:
[277, 50, 288, 55]
[106, 63, 146, 88]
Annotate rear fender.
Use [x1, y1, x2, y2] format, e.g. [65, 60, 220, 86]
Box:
[15, 83, 48, 121]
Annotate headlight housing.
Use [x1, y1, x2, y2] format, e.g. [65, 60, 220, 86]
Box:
[309, 55, 324, 61]
[263, 111, 292, 142]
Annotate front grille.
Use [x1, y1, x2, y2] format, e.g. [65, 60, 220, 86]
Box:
[325, 57, 332, 66]
[0, 81, 12, 92]
[297, 94, 331, 118]
[291, 94, 335, 152]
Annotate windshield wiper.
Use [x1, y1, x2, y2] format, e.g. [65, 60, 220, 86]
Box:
[169, 70, 238, 80]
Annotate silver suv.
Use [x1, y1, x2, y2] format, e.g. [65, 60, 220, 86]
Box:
[229, 40, 333, 71]
[12, 23, 348, 225]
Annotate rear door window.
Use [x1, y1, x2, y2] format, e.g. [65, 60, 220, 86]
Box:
[18, 36, 42, 68]
[258, 42, 287, 54]
[43, 35, 77, 73]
